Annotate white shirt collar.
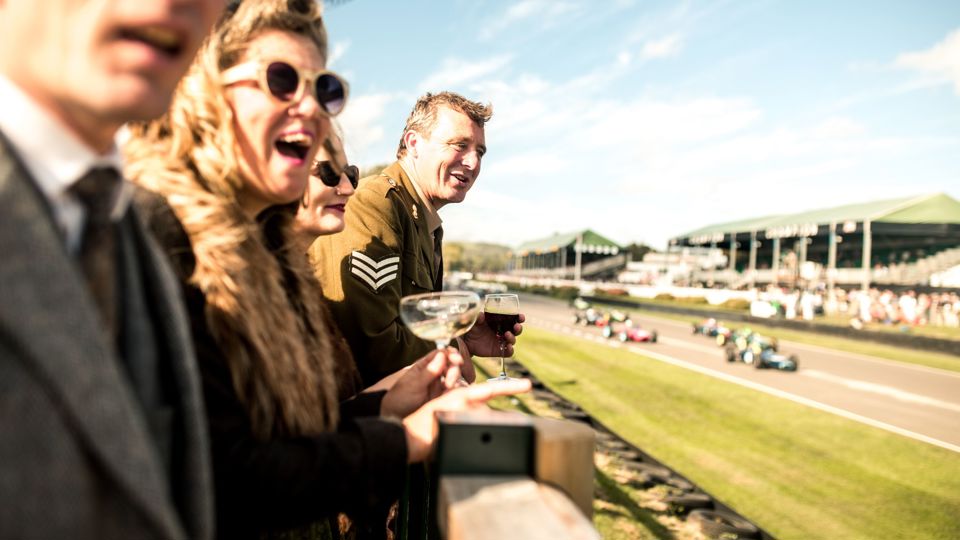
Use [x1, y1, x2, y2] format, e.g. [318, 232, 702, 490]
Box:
[0, 74, 129, 252]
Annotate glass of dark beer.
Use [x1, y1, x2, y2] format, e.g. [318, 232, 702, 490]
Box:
[484, 293, 520, 381]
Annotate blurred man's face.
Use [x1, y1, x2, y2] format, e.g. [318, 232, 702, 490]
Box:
[0, 0, 224, 152]
[408, 106, 486, 209]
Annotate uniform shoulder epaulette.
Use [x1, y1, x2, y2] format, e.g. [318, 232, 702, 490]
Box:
[362, 173, 400, 198]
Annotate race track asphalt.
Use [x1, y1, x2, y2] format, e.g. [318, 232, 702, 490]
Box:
[517, 293, 960, 452]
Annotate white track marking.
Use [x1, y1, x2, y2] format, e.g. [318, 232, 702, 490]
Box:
[778, 339, 960, 379]
[801, 369, 960, 413]
[532, 320, 960, 454]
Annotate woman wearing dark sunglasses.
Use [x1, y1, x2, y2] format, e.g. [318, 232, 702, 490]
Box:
[123, 2, 529, 539]
[295, 130, 360, 238]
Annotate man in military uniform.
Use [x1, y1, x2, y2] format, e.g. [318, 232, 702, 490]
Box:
[310, 91, 523, 386]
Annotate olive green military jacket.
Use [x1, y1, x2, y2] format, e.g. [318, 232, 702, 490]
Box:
[309, 161, 438, 385]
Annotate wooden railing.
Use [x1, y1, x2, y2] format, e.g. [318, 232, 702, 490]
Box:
[433, 410, 599, 540]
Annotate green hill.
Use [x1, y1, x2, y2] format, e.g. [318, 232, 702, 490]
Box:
[445, 241, 512, 273]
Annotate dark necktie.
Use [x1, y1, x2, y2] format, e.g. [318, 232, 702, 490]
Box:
[433, 225, 444, 289]
[70, 167, 120, 339]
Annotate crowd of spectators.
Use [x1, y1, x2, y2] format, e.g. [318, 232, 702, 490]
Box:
[835, 288, 960, 328]
[757, 286, 960, 328]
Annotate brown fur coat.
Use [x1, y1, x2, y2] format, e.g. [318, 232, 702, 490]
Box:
[129, 161, 360, 440]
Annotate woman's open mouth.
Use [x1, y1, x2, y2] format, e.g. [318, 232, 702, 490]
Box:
[275, 132, 314, 164]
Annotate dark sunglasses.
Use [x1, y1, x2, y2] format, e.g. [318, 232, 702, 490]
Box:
[313, 161, 359, 189]
[222, 59, 349, 116]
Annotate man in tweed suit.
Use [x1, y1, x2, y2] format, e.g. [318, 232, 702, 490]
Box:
[0, 1, 224, 538]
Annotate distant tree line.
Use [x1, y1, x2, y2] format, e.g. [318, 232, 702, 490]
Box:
[444, 242, 512, 273]
[624, 242, 655, 261]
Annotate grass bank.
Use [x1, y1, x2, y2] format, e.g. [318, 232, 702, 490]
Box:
[507, 328, 960, 539]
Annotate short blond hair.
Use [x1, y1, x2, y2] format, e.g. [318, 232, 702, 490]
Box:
[396, 91, 492, 159]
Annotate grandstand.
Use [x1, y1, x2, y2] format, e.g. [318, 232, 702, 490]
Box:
[669, 193, 960, 289]
[510, 229, 625, 280]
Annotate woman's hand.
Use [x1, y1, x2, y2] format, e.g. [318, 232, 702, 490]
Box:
[380, 348, 466, 418]
[364, 365, 411, 394]
[402, 378, 532, 463]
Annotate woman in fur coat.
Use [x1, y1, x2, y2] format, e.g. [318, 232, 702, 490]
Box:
[124, 1, 529, 539]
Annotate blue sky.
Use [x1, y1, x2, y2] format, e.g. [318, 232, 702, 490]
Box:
[323, 0, 960, 249]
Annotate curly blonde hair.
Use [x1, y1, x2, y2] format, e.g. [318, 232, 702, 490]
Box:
[125, 0, 356, 439]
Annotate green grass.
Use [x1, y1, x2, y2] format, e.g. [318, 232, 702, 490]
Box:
[511, 328, 960, 540]
[587, 299, 960, 374]
[474, 359, 668, 540]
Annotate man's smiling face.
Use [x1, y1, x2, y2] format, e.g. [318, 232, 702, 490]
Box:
[409, 105, 486, 209]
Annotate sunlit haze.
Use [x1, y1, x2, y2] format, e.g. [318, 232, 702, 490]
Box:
[325, 0, 960, 249]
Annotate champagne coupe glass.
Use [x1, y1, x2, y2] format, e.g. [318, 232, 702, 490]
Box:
[399, 291, 482, 351]
[483, 293, 520, 381]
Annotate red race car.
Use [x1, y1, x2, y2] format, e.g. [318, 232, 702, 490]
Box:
[602, 319, 658, 343]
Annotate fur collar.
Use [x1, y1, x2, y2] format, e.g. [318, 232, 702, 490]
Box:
[130, 161, 340, 439]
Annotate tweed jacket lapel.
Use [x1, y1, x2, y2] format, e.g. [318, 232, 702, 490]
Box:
[0, 134, 186, 539]
[125, 207, 214, 540]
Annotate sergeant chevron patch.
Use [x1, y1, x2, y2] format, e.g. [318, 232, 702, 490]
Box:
[350, 251, 400, 291]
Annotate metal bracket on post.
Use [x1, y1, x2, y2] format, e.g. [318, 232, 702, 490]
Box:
[435, 410, 535, 478]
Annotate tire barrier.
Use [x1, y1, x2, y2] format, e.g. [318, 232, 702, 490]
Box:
[584, 295, 960, 357]
[505, 357, 776, 539]
[689, 509, 761, 539]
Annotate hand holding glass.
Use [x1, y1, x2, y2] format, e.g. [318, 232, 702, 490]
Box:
[484, 293, 520, 381]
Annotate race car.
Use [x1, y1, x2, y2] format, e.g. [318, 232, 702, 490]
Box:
[724, 339, 798, 371]
[571, 297, 591, 311]
[572, 303, 632, 329]
[602, 319, 658, 343]
[719, 327, 778, 351]
[572, 306, 604, 326]
[692, 318, 733, 342]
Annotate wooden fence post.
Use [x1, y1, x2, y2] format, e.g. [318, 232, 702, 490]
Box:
[433, 410, 598, 540]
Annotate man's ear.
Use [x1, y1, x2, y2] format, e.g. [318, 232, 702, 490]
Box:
[403, 130, 420, 158]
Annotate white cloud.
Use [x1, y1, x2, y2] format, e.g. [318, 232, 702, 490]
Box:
[812, 117, 866, 139]
[581, 97, 762, 148]
[479, 0, 582, 41]
[327, 40, 349, 69]
[895, 28, 960, 95]
[640, 34, 683, 60]
[338, 93, 396, 164]
[482, 151, 570, 180]
[419, 55, 514, 92]
[442, 189, 587, 246]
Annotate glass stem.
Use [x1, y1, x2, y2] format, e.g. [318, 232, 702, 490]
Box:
[498, 339, 506, 376]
